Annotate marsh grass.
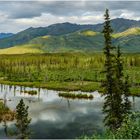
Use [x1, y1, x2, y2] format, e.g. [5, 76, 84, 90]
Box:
[58, 92, 93, 99]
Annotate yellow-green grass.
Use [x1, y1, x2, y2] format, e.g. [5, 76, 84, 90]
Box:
[42, 35, 51, 39]
[80, 30, 99, 36]
[112, 27, 140, 38]
[130, 87, 140, 96]
[0, 44, 43, 54]
[0, 80, 101, 92]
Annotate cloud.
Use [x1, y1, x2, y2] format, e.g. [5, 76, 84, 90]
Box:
[0, 1, 139, 33]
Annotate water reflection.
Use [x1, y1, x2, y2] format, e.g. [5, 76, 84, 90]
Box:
[0, 84, 139, 139]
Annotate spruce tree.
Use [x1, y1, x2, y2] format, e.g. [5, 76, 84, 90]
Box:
[15, 99, 31, 139]
[102, 8, 116, 130]
[102, 9, 132, 131]
[102, 9, 124, 130]
[114, 46, 125, 127]
[116, 46, 131, 116]
[123, 76, 131, 114]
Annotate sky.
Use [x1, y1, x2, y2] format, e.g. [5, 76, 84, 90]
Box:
[0, 1, 140, 33]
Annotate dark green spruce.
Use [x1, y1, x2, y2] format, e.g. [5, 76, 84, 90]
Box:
[123, 75, 131, 114]
[102, 9, 131, 131]
[102, 8, 117, 131]
[116, 46, 131, 114]
[114, 46, 125, 126]
[15, 99, 31, 139]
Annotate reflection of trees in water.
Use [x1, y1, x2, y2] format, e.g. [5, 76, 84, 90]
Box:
[14, 86, 16, 97]
[46, 90, 49, 95]
[3, 88, 8, 137]
[4, 85, 6, 90]
[67, 99, 70, 109]
[1, 84, 3, 92]
[3, 120, 8, 137]
[23, 87, 26, 92]
[38, 88, 41, 101]
[4, 91, 8, 107]
[20, 86, 22, 95]
[9, 85, 12, 92]
[59, 98, 71, 109]
[132, 96, 135, 110]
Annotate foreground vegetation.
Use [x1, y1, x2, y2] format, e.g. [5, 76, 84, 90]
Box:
[0, 53, 139, 95]
[82, 112, 140, 139]
[0, 102, 15, 122]
[0, 99, 31, 139]
[15, 99, 31, 139]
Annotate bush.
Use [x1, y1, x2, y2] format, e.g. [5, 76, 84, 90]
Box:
[82, 112, 140, 139]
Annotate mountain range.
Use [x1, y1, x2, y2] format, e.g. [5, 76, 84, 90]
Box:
[0, 18, 140, 54]
[0, 33, 14, 39]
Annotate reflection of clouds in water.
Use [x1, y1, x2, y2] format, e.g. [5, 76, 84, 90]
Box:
[1, 84, 139, 139]
[30, 108, 104, 139]
[40, 111, 60, 122]
[28, 98, 103, 128]
[0, 85, 104, 125]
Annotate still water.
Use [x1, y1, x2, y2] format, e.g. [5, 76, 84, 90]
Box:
[0, 84, 138, 139]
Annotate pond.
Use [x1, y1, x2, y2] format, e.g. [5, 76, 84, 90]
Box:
[0, 84, 138, 139]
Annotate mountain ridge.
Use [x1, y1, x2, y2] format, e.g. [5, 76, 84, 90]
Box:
[0, 18, 140, 49]
[0, 33, 14, 39]
[0, 27, 140, 54]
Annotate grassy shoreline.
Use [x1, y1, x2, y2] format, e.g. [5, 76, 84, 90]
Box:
[0, 80, 101, 92]
[0, 80, 139, 96]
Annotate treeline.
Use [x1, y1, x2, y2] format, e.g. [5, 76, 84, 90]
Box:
[0, 53, 140, 83]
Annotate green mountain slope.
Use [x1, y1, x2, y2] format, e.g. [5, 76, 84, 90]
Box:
[114, 35, 140, 52]
[0, 23, 90, 49]
[0, 18, 140, 49]
[28, 27, 140, 53]
[112, 27, 140, 52]
[27, 30, 104, 52]
[112, 27, 140, 38]
[0, 44, 43, 54]
[0, 27, 140, 54]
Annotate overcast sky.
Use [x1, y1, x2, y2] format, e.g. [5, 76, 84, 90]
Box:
[0, 1, 140, 33]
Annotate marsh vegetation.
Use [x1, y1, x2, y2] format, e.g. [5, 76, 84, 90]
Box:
[58, 92, 93, 99]
[0, 53, 139, 94]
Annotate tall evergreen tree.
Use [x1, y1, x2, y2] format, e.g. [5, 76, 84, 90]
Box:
[102, 9, 124, 130]
[15, 99, 31, 139]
